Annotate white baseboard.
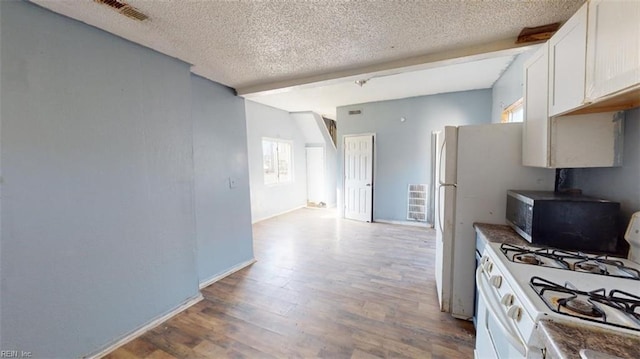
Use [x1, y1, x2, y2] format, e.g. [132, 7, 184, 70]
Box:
[251, 204, 306, 224]
[199, 258, 257, 289]
[374, 219, 431, 228]
[87, 293, 204, 359]
[304, 205, 327, 210]
[305, 202, 337, 210]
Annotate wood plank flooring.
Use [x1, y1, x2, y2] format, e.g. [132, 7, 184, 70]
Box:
[105, 208, 475, 358]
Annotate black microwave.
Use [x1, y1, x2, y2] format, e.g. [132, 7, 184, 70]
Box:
[506, 190, 620, 253]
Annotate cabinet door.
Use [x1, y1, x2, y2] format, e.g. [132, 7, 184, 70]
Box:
[585, 0, 640, 101]
[550, 112, 624, 168]
[549, 3, 587, 116]
[523, 45, 550, 168]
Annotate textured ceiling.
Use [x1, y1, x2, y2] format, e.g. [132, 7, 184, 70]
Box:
[31, 0, 584, 94]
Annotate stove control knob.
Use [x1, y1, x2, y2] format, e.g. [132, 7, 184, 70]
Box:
[501, 293, 514, 307]
[483, 260, 493, 272]
[507, 305, 522, 321]
[490, 275, 502, 288]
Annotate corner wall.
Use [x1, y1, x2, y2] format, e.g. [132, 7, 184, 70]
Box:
[336, 90, 492, 222]
[290, 112, 338, 208]
[0, 2, 200, 357]
[491, 49, 536, 123]
[324, 139, 338, 208]
[245, 101, 307, 222]
[0, 1, 255, 357]
[191, 75, 254, 285]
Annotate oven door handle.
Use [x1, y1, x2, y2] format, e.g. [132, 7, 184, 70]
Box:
[475, 266, 527, 357]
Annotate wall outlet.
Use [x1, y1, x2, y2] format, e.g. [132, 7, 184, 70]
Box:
[228, 177, 237, 189]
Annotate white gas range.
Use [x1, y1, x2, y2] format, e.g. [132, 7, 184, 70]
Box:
[474, 229, 640, 359]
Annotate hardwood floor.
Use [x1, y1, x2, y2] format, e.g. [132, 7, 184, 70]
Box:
[105, 208, 475, 358]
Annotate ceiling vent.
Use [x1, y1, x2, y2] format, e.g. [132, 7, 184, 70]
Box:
[94, 0, 149, 21]
[407, 184, 428, 222]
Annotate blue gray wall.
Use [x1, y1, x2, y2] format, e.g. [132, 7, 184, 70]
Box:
[245, 101, 307, 222]
[336, 90, 492, 222]
[572, 107, 640, 230]
[191, 75, 254, 285]
[325, 141, 338, 208]
[491, 49, 536, 123]
[0, 1, 254, 357]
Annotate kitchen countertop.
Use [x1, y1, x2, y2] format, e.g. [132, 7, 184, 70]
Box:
[473, 222, 529, 246]
[473, 223, 640, 359]
[536, 319, 640, 359]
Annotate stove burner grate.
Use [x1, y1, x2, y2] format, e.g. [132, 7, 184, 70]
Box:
[574, 261, 606, 274]
[500, 243, 640, 280]
[604, 290, 640, 326]
[559, 297, 606, 318]
[515, 253, 542, 265]
[501, 243, 570, 269]
[529, 276, 640, 332]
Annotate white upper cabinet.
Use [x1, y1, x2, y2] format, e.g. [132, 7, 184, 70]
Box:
[523, 44, 624, 169]
[550, 111, 624, 168]
[522, 0, 633, 168]
[585, 0, 640, 102]
[523, 45, 550, 167]
[549, 3, 587, 116]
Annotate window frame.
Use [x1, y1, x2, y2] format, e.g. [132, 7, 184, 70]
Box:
[501, 98, 524, 123]
[262, 137, 294, 186]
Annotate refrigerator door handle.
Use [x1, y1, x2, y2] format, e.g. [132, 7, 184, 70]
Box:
[436, 183, 456, 234]
[437, 184, 445, 234]
[436, 138, 456, 234]
[437, 139, 457, 187]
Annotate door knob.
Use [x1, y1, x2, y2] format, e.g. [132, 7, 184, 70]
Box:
[366, 184, 371, 186]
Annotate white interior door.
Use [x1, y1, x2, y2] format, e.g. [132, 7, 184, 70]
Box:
[344, 135, 373, 222]
[305, 147, 325, 205]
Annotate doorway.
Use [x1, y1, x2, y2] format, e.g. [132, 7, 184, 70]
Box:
[305, 147, 325, 207]
[343, 134, 374, 222]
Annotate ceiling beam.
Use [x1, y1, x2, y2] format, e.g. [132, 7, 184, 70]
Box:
[235, 38, 540, 97]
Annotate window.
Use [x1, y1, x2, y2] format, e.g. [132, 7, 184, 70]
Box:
[501, 98, 524, 123]
[262, 138, 292, 185]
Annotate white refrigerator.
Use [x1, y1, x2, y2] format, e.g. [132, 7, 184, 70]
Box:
[433, 122, 555, 320]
